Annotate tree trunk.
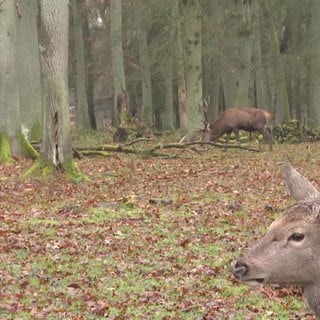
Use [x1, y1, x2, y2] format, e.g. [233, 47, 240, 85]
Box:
[82, 4, 96, 129]
[251, 0, 271, 109]
[211, 58, 222, 121]
[18, 0, 42, 141]
[0, 0, 22, 160]
[174, 0, 187, 129]
[262, 0, 290, 123]
[134, 0, 153, 126]
[71, 0, 91, 129]
[37, 0, 80, 179]
[220, 1, 253, 108]
[163, 57, 174, 131]
[234, 1, 252, 107]
[182, 0, 203, 139]
[110, 0, 126, 127]
[308, 0, 320, 128]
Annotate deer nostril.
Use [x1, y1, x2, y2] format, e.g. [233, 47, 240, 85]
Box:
[233, 261, 249, 279]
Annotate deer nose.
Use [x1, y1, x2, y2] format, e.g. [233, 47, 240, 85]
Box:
[233, 261, 249, 279]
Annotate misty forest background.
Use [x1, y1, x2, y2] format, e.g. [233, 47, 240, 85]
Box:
[3, 0, 320, 149]
[69, 0, 320, 136]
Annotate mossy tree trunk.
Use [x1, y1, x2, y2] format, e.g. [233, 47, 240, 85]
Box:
[0, 0, 20, 157]
[18, 0, 42, 141]
[0, 0, 37, 162]
[32, 0, 82, 180]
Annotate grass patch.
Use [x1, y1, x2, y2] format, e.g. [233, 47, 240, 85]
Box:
[0, 142, 316, 319]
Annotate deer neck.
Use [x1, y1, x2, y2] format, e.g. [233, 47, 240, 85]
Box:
[304, 284, 320, 318]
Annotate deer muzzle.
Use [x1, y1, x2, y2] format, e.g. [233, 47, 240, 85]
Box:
[233, 261, 265, 285]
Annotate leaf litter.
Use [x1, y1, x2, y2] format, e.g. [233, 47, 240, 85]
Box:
[0, 143, 319, 319]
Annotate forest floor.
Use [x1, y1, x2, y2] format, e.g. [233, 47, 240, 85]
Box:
[1, 134, 320, 319]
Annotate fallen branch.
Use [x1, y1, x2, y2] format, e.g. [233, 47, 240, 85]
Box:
[73, 140, 261, 158]
[122, 138, 153, 146]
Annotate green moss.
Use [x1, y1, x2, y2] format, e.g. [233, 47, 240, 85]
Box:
[18, 132, 39, 159]
[23, 154, 87, 183]
[0, 133, 13, 163]
[80, 150, 109, 157]
[28, 120, 42, 141]
[0, 131, 38, 163]
[22, 157, 55, 179]
[62, 159, 87, 183]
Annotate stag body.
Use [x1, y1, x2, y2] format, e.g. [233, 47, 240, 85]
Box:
[233, 164, 320, 318]
[202, 107, 273, 150]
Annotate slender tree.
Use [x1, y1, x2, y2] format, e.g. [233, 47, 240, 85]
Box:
[174, 0, 187, 128]
[71, 0, 91, 129]
[181, 0, 203, 139]
[82, 2, 96, 129]
[110, 0, 127, 126]
[134, 0, 153, 126]
[163, 55, 174, 131]
[308, 0, 320, 128]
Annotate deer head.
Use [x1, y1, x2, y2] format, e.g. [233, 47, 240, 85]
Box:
[233, 163, 320, 318]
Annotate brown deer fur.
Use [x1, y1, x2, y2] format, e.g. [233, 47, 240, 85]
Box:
[202, 107, 273, 150]
[233, 163, 320, 318]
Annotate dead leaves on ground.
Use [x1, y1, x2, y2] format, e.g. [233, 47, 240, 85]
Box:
[0, 144, 319, 319]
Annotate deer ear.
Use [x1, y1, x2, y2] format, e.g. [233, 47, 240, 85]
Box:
[282, 162, 320, 202]
[305, 201, 320, 223]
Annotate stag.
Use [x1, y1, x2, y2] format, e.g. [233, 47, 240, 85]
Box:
[233, 163, 320, 318]
[202, 107, 273, 150]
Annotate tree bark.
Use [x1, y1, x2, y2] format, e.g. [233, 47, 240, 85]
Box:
[110, 0, 126, 127]
[38, 0, 78, 177]
[262, 0, 290, 123]
[182, 0, 203, 139]
[134, 0, 153, 126]
[174, 0, 187, 129]
[18, 0, 42, 141]
[163, 56, 174, 131]
[251, 0, 271, 109]
[82, 4, 96, 129]
[308, 0, 320, 128]
[0, 0, 22, 159]
[71, 0, 91, 129]
[234, 1, 252, 107]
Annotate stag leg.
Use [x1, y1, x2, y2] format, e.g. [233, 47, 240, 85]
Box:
[226, 133, 232, 144]
[221, 133, 232, 151]
[234, 130, 241, 144]
[262, 128, 273, 151]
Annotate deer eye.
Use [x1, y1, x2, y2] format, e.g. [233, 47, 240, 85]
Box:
[288, 233, 305, 242]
